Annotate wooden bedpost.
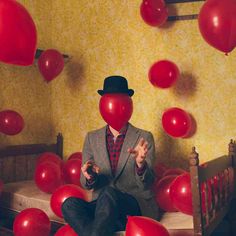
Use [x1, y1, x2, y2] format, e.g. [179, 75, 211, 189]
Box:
[229, 139, 236, 197]
[56, 133, 63, 159]
[189, 147, 203, 236]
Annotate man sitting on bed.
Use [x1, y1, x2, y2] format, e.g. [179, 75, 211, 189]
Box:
[62, 75, 159, 236]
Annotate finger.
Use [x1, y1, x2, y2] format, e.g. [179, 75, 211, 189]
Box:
[127, 148, 137, 154]
[137, 138, 145, 147]
[92, 165, 100, 173]
[143, 141, 148, 149]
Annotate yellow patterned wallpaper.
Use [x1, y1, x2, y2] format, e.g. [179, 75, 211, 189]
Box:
[0, 1, 235, 169]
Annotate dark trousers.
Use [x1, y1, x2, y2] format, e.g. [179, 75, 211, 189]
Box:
[61, 186, 141, 236]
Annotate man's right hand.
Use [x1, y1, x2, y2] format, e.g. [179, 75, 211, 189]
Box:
[81, 160, 100, 180]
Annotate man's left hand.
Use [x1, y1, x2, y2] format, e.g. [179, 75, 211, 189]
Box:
[128, 138, 148, 168]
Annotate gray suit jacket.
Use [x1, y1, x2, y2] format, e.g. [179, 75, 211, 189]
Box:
[80, 123, 159, 220]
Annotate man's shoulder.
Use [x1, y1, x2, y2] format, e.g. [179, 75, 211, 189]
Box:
[87, 126, 106, 137]
[128, 123, 153, 138]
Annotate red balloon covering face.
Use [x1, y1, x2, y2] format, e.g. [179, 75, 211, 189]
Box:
[0, 0, 37, 66]
[99, 93, 133, 131]
[198, 0, 236, 54]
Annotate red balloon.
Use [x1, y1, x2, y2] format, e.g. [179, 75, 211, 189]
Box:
[162, 168, 186, 177]
[13, 208, 50, 236]
[154, 175, 178, 212]
[162, 107, 192, 138]
[169, 173, 193, 215]
[37, 152, 63, 167]
[34, 162, 64, 193]
[198, 0, 236, 54]
[63, 158, 82, 186]
[140, 0, 168, 27]
[0, 110, 24, 135]
[149, 60, 180, 88]
[126, 216, 170, 236]
[50, 184, 88, 218]
[153, 163, 168, 184]
[99, 93, 133, 131]
[68, 152, 82, 161]
[55, 224, 77, 236]
[38, 49, 64, 82]
[0, 0, 37, 66]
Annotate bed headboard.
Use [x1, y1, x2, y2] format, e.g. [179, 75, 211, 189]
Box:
[0, 133, 63, 184]
[190, 139, 236, 236]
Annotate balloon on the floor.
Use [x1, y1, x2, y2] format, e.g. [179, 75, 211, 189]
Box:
[126, 216, 170, 236]
[13, 208, 51, 236]
[55, 224, 77, 236]
[68, 152, 82, 161]
[0, 0, 37, 66]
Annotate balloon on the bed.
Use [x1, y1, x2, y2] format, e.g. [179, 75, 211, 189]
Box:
[0, 0, 37, 66]
[13, 208, 51, 236]
[55, 224, 77, 236]
[68, 151, 82, 161]
[154, 175, 178, 212]
[0, 110, 24, 135]
[169, 173, 193, 215]
[50, 184, 88, 218]
[34, 161, 64, 194]
[126, 216, 170, 236]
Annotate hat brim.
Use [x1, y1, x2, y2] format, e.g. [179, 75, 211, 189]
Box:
[97, 89, 134, 97]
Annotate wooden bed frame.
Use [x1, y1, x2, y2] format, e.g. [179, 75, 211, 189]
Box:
[0, 134, 235, 236]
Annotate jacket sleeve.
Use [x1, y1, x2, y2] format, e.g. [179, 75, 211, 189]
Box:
[80, 133, 98, 189]
[135, 132, 156, 190]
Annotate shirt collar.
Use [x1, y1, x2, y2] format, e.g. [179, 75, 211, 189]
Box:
[106, 123, 128, 137]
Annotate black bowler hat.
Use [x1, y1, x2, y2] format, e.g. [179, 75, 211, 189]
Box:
[97, 75, 134, 97]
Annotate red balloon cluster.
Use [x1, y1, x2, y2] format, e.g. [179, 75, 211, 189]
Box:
[154, 163, 168, 183]
[126, 216, 170, 236]
[13, 208, 51, 236]
[198, 0, 236, 54]
[50, 184, 88, 218]
[38, 49, 64, 82]
[0, 0, 37, 66]
[162, 107, 192, 138]
[34, 152, 64, 193]
[149, 60, 180, 89]
[0, 110, 24, 135]
[140, 0, 168, 27]
[99, 94, 133, 131]
[55, 224, 77, 236]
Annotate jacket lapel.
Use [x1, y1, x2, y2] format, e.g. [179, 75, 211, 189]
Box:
[115, 124, 140, 178]
[96, 126, 112, 176]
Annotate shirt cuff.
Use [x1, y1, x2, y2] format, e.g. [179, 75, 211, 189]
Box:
[136, 161, 147, 176]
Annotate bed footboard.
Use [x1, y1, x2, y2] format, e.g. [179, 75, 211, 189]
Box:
[190, 140, 236, 236]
